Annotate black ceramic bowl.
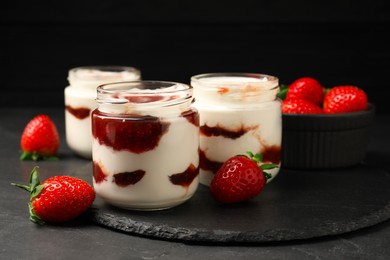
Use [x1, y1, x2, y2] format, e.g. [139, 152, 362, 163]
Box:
[281, 104, 375, 169]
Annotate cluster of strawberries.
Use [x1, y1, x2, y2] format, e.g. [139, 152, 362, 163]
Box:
[279, 77, 368, 114]
[210, 77, 370, 204]
[15, 115, 95, 224]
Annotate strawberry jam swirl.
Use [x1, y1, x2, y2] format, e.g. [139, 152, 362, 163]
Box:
[65, 106, 90, 120]
[113, 170, 146, 187]
[200, 124, 257, 139]
[93, 162, 199, 188]
[169, 164, 199, 188]
[92, 110, 170, 154]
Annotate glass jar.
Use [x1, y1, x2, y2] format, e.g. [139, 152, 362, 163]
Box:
[91, 81, 200, 210]
[191, 73, 282, 186]
[64, 66, 141, 159]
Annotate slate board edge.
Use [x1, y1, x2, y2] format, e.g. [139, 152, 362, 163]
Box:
[89, 202, 390, 244]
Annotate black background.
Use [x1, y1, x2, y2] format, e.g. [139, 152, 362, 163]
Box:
[2, 0, 390, 114]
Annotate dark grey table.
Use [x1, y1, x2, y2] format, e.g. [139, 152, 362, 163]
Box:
[1, 107, 390, 260]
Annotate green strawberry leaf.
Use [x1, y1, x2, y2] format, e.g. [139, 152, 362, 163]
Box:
[243, 151, 279, 181]
[28, 202, 45, 225]
[12, 166, 46, 225]
[20, 151, 58, 161]
[20, 151, 33, 161]
[10, 183, 31, 192]
[253, 153, 263, 163]
[29, 166, 40, 190]
[260, 163, 279, 171]
[245, 151, 263, 163]
[277, 84, 288, 100]
[263, 171, 273, 180]
[245, 151, 254, 158]
[323, 87, 331, 95]
[31, 184, 45, 200]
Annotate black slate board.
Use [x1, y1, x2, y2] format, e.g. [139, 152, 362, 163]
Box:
[75, 163, 390, 244]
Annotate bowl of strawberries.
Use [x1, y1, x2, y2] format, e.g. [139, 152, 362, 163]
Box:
[280, 77, 375, 169]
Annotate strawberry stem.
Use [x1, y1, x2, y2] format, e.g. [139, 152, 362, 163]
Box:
[11, 166, 45, 225]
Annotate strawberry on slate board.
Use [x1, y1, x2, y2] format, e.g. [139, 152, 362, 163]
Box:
[20, 114, 60, 161]
[210, 152, 278, 204]
[282, 99, 323, 114]
[12, 166, 95, 224]
[323, 85, 368, 114]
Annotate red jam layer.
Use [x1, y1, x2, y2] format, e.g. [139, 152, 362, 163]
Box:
[200, 124, 258, 139]
[262, 145, 281, 165]
[93, 162, 108, 184]
[169, 164, 199, 188]
[199, 150, 223, 175]
[93, 161, 198, 188]
[92, 109, 199, 153]
[113, 170, 146, 187]
[65, 105, 90, 119]
[181, 108, 199, 127]
[92, 110, 170, 153]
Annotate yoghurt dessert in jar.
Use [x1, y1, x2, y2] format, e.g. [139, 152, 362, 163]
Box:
[91, 81, 200, 210]
[64, 66, 141, 159]
[191, 73, 282, 186]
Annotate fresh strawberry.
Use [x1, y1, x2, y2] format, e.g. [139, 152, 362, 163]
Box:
[20, 114, 60, 161]
[323, 85, 368, 113]
[286, 77, 324, 105]
[282, 99, 323, 114]
[210, 152, 277, 204]
[12, 166, 95, 224]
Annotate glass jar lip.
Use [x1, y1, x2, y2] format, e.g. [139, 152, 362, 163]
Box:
[68, 66, 141, 84]
[69, 65, 140, 76]
[96, 80, 193, 105]
[191, 72, 278, 86]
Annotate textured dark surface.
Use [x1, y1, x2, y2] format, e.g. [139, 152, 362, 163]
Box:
[2, 107, 390, 259]
[87, 164, 390, 244]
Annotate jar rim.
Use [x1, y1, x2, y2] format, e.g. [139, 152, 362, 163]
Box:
[69, 65, 140, 75]
[191, 72, 278, 86]
[96, 80, 193, 105]
[68, 66, 141, 84]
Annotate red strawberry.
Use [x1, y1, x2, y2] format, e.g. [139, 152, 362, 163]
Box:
[12, 166, 95, 224]
[323, 85, 368, 114]
[210, 152, 277, 204]
[286, 77, 324, 105]
[20, 114, 60, 161]
[282, 99, 323, 114]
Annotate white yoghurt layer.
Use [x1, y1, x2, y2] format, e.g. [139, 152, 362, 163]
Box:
[92, 116, 199, 210]
[192, 75, 282, 186]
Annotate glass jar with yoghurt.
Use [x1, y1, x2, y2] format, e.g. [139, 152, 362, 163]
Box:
[191, 73, 282, 186]
[64, 66, 141, 159]
[91, 81, 200, 210]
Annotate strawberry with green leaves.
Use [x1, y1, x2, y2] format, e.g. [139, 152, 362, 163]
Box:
[210, 152, 278, 204]
[20, 114, 60, 161]
[12, 167, 95, 224]
[323, 85, 368, 113]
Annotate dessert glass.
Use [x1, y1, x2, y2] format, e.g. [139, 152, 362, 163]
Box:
[64, 66, 141, 159]
[191, 73, 282, 185]
[91, 81, 200, 210]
